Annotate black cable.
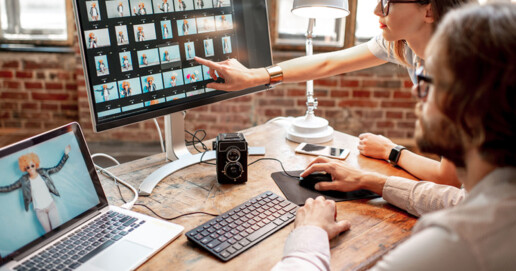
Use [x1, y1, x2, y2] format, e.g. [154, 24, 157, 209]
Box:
[99, 166, 218, 221]
[249, 157, 300, 179]
[185, 129, 216, 165]
[134, 204, 218, 221]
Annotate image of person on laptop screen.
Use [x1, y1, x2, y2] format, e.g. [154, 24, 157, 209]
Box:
[0, 145, 71, 233]
[196, 0, 477, 189]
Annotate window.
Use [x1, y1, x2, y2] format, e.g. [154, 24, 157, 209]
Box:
[355, 0, 381, 43]
[271, 0, 357, 51]
[0, 0, 73, 46]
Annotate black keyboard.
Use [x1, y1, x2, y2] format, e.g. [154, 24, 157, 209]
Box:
[187, 191, 298, 261]
[14, 210, 145, 271]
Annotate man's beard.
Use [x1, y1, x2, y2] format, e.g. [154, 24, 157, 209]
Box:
[415, 102, 466, 168]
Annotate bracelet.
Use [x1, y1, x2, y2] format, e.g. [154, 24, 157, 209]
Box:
[265, 65, 283, 88]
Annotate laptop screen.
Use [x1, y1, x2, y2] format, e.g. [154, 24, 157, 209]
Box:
[0, 123, 107, 263]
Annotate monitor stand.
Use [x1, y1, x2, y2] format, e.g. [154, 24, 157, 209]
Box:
[138, 112, 265, 196]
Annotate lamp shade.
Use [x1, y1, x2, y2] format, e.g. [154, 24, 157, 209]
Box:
[292, 0, 350, 19]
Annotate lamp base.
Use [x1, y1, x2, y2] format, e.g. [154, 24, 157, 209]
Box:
[286, 114, 334, 143]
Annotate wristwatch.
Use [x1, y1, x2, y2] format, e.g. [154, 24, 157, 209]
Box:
[265, 65, 283, 88]
[388, 145, 406, 166]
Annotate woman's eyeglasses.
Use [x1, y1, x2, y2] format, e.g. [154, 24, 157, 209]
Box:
[379, 0, 430, 16]
[25, 164, 36, 171]
[415, 66, 433, 99]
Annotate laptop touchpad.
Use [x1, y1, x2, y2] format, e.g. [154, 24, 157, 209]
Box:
[87, 240, 153, 270]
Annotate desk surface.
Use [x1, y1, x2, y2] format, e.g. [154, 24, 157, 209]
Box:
[98, 122, 417, 271]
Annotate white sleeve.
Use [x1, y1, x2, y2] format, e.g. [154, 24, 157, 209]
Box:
[382, 176, 466, 217]
[271, 226, 330, 271]
[369, 227, 479, 271]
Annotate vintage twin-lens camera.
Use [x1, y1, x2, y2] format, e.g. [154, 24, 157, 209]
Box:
[213, 133, 248, 184]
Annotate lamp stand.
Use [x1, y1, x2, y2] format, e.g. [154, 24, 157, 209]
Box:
[286, 18, 334, 143]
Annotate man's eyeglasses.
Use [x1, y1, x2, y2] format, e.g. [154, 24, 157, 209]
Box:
[379, 0, 430, 16]
[25, 164, 36, 171]
[415, 66, 433, 99]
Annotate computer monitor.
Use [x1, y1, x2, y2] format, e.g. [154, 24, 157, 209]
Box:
[72, 0, 272, 196]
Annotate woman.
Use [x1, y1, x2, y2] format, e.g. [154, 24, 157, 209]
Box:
[195, 0, 475, 187]
[0, 146, 71, 233]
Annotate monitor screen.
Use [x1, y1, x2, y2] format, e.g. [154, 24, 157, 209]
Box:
[73, 0, 272, 131]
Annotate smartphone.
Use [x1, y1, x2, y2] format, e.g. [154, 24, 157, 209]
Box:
[295, 143, 350, 160]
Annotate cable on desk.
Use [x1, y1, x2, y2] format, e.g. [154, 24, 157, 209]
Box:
[249, 158, 300, 179]
[185, 129, 217, 165]
[134, 204, 218, 221]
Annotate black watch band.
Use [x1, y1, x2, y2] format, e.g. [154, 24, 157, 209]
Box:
[388, 145, 406, 166]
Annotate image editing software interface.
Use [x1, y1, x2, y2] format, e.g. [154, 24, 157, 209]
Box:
[74, 0, 271, 131]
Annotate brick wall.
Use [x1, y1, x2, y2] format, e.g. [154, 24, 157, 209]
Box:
[1, 48, 416, 143]
[0, 53, 78, 131]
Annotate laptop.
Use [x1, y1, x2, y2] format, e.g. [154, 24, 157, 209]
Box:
[0, 122, 183, 271]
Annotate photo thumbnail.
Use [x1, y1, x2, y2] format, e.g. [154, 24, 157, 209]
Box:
[213, 0, 231, 8]
[197, 16, 215, 33]
[94, 55, 110, 76]
[141, 74, 164, 93]
[177, 18, 197, 36]
[222, 36, 232, 54]
[133, 23, 157, 42]
[145, 98, 166, 106]
[86, 1, 101, 22]
[115, 25, 130, 46]
[159, 45, 181, 64]
[93, 82, 119, 103]
[119, 51, 133, 72]
[183, 66, 203, 84]
[184, 42, 196, 60]
[84, 28, 111, 49]
[203, 39, 214, 57]
[137, 48, 160, 68]
[175, 0, 194, 11]
[215, 14, 233, 30]
[163, 70, 185, 88]
[106, 0, 131, 18]
[194, 0, 213, 9]
[154, 0, 174, 13]
[130, 0, 154, 16]
[160, 20, 173, 39]
[118, 77, 143, 98]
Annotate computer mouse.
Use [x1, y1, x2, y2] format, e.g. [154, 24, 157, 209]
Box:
[299, 173, 332, 190]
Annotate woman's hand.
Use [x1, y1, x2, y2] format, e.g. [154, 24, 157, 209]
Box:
[65, 145, 71, 155]
[358, 133, 396, 160]
[295, 196, 351, 240]
[194, 57, 269, 91]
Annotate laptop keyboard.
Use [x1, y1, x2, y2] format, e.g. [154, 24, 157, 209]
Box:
[186, 191, 298, 261]
[14, 210, 145, 271]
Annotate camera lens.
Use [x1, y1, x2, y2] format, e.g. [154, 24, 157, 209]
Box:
[224, 162, 243, 180]
[226, 148, 240, 162]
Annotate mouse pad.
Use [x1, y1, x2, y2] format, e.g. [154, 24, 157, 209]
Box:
[271, 170, 380, 205]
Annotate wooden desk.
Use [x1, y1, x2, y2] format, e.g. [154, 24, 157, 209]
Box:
[98, 122, 418, 271]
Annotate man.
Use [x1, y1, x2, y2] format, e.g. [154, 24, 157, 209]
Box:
[272, 3, 516, 270]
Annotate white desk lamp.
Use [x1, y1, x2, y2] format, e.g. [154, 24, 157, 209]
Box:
[287, 0, 350, 143]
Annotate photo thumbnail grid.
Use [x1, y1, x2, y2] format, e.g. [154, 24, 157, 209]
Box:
[81, 0, 235, 117]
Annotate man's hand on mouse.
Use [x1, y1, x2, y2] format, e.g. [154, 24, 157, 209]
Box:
[294, 196, 351, 239]
[301, 156, 388, 195]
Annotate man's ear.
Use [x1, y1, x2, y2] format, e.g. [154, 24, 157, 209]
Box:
[425, 4, 435, 24]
